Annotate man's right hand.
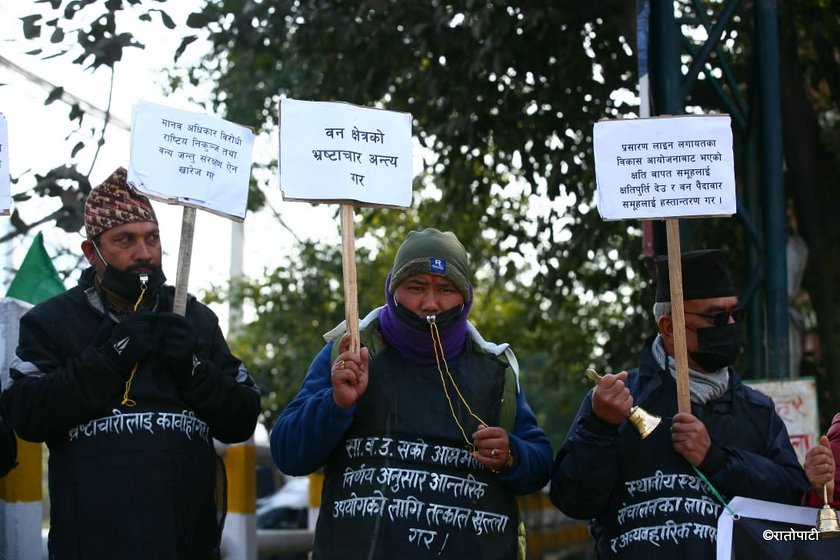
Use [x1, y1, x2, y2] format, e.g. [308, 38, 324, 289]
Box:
[103, 310, 159, 376]
[331, 334, 370, 409]
[591, 371, 634, 425]
[805, 435, 836, 497]
[154, 312, 200, 385]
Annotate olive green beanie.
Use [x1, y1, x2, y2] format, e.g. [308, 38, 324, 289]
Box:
[388, 228, 471, 299]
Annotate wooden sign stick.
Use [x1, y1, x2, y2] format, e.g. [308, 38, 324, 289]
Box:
[172, 206, 197, 317]
[666, 218, 692, 414]
[340, 203, 360, 354]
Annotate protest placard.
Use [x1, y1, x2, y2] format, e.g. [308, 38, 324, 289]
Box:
[278, 98, 414, 350]
[128, 100, 254, 220]
[278, 98, 412, 208]
[717, 497, 840, 559]
[128, 101, 254, 315]
[592, 114, 736, 412]
[594, 114, 736, 220]
[746, 377, 820, 465]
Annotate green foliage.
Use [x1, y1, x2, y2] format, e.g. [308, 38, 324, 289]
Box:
[10, 0, 840, 434]
[182, 0, 654, 442]
[180, 0, 840, 434]
[204, 232, 392, 425]
[7, 0, 269, 243]
[5, 0, 173, 242]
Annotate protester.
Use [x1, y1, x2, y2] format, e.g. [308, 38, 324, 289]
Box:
[803, 414, 840, 507]
[550, 249, 809, 559]
[271, 227, 553, 559]
[2, 167, 261, 559]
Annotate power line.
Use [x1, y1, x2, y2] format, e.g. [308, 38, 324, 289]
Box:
[0, 53, 131, 131]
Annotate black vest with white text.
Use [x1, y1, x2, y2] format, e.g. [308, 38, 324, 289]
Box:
[313, 344, 520, 559]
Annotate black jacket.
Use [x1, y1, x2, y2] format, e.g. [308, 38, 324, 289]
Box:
[0, 379, 16, 477]
[549, 336, 809, 559]
[2, 267, 260, 560]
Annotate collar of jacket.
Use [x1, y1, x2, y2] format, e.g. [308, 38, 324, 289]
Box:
[633, 335, 744, 409]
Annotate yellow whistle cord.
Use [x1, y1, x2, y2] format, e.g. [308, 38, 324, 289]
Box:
[429, 319, 487, 453]
[120, 282, 148, 407]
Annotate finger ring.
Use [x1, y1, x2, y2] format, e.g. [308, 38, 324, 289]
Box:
[491, 449, 499, 458]
[336, 359, 345, 370]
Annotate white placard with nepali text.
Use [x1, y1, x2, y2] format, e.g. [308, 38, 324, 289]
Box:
[593, 115, 736, 220]
[128, 100, 254, 220]
[278, 98, 413, 208]
[1, 114, 9, 216]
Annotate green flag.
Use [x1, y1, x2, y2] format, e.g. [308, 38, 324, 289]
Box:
[6, 232, 65, 304]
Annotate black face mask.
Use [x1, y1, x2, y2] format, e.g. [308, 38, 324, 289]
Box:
[690, 323, 741, 372]
[99, 264, 166, 302]
[394, 300, 464, 331]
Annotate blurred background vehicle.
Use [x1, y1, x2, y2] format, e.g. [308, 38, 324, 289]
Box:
[254, 425, 310, 560]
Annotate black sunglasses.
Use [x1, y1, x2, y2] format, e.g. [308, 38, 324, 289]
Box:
[684, 307, 746, 327]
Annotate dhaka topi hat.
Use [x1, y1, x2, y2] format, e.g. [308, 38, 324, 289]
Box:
[84, 166, 157, 239]
[655, 249, 736, 302]
[388, 228, 471, 300]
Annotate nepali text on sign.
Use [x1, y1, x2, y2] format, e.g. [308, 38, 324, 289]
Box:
[128, 100, 254, 220]
[593, 114, 736, 220]
[278, 98, 413, 208]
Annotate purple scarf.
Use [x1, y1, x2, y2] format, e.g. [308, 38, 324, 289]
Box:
[378, 273, 472, 365]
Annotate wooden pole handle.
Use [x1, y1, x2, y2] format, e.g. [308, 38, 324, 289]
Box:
[340, 204, 360, 354]
[173, 206, 197, 317]
[666, 218, 691, 414]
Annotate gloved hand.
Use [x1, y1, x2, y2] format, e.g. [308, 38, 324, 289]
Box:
[156, 312, 201, 385]
[103, 310, 159, 378]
